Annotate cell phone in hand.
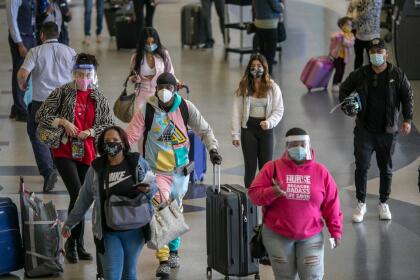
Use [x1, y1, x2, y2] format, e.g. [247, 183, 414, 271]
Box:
[133, 182, 149, 188]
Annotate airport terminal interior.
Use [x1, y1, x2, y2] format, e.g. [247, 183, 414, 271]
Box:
[0, 0, 419, 279]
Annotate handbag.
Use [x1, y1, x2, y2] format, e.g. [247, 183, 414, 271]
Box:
[147, 192, 189, 250]
[250, 161, 278, 260]
[113, 76, 138, 123]
[36, 125, 64, 149]
[104, 165, 153, 231]
[36, 90, 65, 149]
[250, 224, 266, 259]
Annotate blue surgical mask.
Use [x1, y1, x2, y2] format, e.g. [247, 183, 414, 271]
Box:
[145, 43, 158, 53]
[288, 146, 307, 161]
[369, 53, 385, 67]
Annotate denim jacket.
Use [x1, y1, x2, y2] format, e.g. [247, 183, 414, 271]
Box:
[63, 152, 158, 241]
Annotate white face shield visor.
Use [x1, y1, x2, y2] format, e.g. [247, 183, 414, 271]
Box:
[72, 64, 97, 90]
[285, 135, 312, 161]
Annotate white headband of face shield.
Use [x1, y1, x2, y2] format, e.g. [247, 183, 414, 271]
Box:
[285, 135, 312, 160]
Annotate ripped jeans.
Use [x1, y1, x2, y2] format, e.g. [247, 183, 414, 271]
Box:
[262, 225, 324, 280]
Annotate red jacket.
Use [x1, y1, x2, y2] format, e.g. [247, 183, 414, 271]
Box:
[248, 151, 343, 240]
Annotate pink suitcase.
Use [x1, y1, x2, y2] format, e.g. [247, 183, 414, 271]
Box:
[300, 56, 334, 91]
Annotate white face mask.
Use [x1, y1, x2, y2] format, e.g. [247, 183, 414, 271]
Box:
[157, 88, 173, 103]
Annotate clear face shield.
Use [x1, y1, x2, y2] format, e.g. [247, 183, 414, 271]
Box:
[285, 135, 312, 161]
[73, 64, 97, 91]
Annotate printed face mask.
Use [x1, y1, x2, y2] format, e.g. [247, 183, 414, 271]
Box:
[103, 142, 123, 157]
[75, 78, 92, 91]
[157, 88, 174, 103]
[369, 53, 385, 67]
[288, 146, 307, 161]
[250, 67, 264, 78]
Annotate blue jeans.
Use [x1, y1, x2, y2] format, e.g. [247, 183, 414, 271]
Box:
[262, 225, 324, 280]
[27, 101, 55, 179]
[84, 0, 104, 36]
[101, 228, 145, 280]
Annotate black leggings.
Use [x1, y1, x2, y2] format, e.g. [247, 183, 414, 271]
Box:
[241, 118, 274, 188]
[255, 27, 278, 75]
[354, 38, 370, 70]
[333, 57, 346, 85]
[55, 158, 90, 244]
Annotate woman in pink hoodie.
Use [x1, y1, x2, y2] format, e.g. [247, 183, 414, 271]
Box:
[249, 127, 343, 280]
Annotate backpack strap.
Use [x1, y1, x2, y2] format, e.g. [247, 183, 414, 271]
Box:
[143, 103, 155, 156]
[179, 98, 189, 129]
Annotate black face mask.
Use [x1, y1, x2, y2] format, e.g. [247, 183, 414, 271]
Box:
[103, 142, 123, 157]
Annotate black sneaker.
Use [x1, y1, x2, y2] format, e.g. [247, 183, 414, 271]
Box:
[64, 238, 78, 264]
[168, 252, 180, 268]
[15, 113, 28, 122]
[156, 262, 171, 278]
[77, 246, 93, 261]
[259, 255, 271, 266]
[9, 106, 16, 119]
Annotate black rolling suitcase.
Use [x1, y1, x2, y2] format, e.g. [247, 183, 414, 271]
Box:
[181, 3, 204, 48]
[104, 1, 122, 37]
[115, 16, 138, 50]
[206, 165, 260, 280]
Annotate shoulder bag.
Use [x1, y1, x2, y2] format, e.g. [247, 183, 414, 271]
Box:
[104, 165, 153, 231]
[113, 76, 138, 123]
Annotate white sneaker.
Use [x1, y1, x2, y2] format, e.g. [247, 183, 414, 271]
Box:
[332, 84, 340, 92]
[352, 202, 366, 223]
[378, 203, 392, 220]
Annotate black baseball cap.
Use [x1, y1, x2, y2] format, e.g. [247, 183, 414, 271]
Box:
[156, 72, 177, 86]
[369, 38, 386, 50]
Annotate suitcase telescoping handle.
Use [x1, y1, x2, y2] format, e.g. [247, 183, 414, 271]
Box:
[212, 164, 221, 193]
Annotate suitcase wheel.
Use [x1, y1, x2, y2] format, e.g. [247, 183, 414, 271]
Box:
[255, 274, 261, 280]
[206, 267, 212, 278]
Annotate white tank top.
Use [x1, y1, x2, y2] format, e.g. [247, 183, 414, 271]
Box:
[141, 55, 156, 76]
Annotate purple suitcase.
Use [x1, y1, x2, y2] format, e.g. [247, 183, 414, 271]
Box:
[300, 56, 334, 91]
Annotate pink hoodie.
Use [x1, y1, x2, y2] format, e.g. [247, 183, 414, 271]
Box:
[248, 151, 343, 240]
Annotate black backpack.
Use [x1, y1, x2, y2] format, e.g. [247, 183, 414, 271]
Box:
[142, 99, 189, 155]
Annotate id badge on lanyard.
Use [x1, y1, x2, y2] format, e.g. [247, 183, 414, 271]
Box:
[71, 138, 85, 159]
[71, 98, 89, 159]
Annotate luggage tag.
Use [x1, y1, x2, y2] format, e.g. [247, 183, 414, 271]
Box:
[71, 138, 85, 159]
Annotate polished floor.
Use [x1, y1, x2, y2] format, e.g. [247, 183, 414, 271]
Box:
[0, 0, 419, 279]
